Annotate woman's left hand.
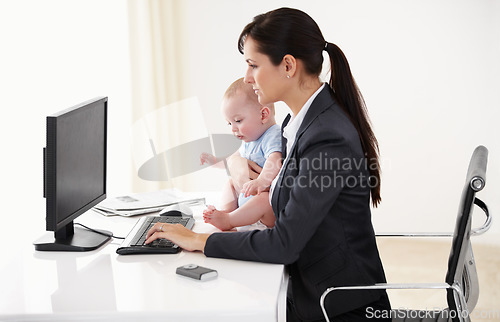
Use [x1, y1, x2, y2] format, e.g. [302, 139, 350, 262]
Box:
[145, 223, 209, 252]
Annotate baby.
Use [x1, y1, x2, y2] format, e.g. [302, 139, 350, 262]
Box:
[200, 78, 282, 231]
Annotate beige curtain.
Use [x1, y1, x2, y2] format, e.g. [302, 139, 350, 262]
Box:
[128, 0, 205, 192]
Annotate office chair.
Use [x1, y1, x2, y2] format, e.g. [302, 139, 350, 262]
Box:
[320, 145, 492, 322]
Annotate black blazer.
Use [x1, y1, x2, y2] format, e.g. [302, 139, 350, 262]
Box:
[205, 85, 388, 320]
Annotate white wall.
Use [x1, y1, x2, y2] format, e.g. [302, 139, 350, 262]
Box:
[1, 0, 498, 243]
[178, 0, 500, 243]
[0, 0, 131, 234]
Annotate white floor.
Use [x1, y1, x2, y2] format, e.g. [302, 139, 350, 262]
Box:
[377, 237, 500, 321]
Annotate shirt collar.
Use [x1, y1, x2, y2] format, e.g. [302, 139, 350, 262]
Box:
[283, 83, 326, 143]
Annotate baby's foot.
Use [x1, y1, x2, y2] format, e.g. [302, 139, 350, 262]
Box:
[202, 205, 216, 218]
[203, 207, 233, 231]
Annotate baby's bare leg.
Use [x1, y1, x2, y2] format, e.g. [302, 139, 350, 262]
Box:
[257, 198, 276, 228]
[218, 178, 239, 212]
[229, 192, 275, 228]
[203, 179, 238, 231]
[204, 193, 275, 230]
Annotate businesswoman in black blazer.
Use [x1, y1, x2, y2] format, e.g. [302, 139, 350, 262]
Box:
[146, 7, 391, 321]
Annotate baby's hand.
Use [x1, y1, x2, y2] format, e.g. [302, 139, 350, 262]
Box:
[200, 152, 217, 165]
[241, 178, 270, 197]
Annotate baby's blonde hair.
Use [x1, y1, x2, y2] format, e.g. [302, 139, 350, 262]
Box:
[223, 77, 275, 115]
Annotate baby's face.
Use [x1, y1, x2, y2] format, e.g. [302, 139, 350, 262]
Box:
[222, 95, 265, 143]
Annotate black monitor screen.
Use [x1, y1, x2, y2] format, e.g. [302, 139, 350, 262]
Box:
[36, 97, 109, 252]
[48, 98, 107, 229]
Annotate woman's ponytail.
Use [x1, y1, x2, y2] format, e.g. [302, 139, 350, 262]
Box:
[325, 42, 382, 207]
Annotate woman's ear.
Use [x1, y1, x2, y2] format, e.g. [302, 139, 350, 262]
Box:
[282, 54, 297, 78]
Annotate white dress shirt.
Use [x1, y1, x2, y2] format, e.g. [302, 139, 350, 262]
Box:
[269, 83, 326, 205]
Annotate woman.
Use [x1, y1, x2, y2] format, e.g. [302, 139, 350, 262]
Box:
[146, 8, 391, 321]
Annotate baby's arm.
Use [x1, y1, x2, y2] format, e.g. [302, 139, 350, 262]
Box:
[227, 151, 262, 191]
[200, 152, 218, 165]
[241, 152, 282, 197]
[200, 152, 229, 169]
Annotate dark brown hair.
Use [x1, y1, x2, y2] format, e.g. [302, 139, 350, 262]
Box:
[238, 7, 382, 206]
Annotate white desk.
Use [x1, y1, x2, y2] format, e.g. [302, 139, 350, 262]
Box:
[0, 201, 287, 322]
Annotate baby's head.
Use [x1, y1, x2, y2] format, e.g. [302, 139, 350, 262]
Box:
[222, 78, 276, 143]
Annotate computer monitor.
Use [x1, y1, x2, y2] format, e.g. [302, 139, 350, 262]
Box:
[34, 97, 111, 252]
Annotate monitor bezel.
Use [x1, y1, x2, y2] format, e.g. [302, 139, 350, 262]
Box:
[44, 97, 108, 233]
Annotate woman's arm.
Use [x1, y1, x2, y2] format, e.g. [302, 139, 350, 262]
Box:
[204, 127, 357, 264]
[144, 135, 350, 263]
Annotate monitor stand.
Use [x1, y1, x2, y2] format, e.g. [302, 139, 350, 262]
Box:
[34, 225, 111, 252]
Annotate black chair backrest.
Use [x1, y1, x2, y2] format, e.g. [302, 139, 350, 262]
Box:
[445, 145, 488, 319]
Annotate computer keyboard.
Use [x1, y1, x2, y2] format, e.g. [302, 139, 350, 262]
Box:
[116, 216, 195, 255]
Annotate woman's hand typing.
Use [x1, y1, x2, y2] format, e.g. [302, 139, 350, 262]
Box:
[145, 222, 209, 252]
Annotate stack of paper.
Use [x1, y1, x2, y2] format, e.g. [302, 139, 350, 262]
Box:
[93, 189, 205, 217]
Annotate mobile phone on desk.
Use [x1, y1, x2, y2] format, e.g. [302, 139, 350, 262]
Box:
[176, 264, 218, 281]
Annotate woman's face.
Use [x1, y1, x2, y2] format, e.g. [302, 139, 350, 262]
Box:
[243, 37, 287, 106]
